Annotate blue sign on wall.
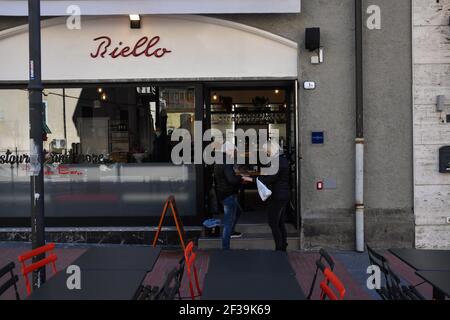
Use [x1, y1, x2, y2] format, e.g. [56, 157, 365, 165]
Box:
[312, 132, 324, 145]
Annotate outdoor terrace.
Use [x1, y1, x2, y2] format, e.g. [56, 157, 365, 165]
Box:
[0, 242, 434, 300]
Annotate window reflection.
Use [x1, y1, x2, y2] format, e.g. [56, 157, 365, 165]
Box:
[0, 86, 197, 218]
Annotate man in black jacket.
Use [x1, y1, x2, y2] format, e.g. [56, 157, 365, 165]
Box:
[214, 142, 244, 250]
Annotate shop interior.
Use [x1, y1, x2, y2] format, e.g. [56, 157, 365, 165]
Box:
[65, 86, 195, 164]
[206, 88, 294, 224]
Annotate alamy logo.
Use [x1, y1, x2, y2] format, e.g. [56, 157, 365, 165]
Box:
[366, 5, 381, 30]
[170, 121, 280, 175]
[66, 265, 81, 290]
[66, 5, 81, 30]
[366, 265, 381, 290]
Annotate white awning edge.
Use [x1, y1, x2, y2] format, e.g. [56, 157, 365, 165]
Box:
[0, 15, 299, 49]
[0, 0, 301, 16]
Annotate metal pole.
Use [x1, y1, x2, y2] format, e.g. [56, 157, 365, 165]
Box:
[294, 80, 301, 247]
[28, 0, 46, 287]
[355, 0, 365, 253]
[63, 88, 67, 153]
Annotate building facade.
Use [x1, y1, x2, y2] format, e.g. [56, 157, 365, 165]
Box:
[0, 0, 448, 250]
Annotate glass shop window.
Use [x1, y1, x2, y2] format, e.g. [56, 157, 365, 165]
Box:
[0, 87, 197, 219]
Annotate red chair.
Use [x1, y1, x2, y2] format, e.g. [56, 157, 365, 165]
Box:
[307, 248, 335, 299]
[319, 267, 346, 300]
[18, 243, 58, 295]
[184, 241, 202, 300]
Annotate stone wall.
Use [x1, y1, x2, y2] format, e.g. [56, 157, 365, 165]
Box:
[217, 0, 415, 250]
[413, 0, 450, 249]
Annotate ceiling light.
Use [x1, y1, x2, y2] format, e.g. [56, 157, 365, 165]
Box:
[129, 14, 141, 29]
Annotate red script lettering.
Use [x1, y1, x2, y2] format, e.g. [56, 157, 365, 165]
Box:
[90, 36, 172, 59]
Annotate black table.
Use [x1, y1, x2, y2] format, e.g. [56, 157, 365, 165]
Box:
[207, 250, 296, 275]
[202, 250, 305, 300]
[416, 271, 450, 300]
[27, 246, 161, 300]
[28, 268, 147, 300]
[202, 271, 305, 300]
[389, 249, 450, 271]
[73, 246, 161, 271]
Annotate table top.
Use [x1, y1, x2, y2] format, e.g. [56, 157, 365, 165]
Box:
[73, 246, 161, 271]
[207, 250, 296, 275]
[202, 250, 304, 300]
[416, 271, 450, 298]
[28, 268, 147, 300]
[389, 248, 450, 271]
[202, 271, 305, 300]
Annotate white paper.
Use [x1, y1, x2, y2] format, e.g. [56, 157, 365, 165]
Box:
[256, 178, 272, 202]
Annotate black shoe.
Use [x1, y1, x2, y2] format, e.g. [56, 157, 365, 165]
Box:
[231, 232, 243, 239]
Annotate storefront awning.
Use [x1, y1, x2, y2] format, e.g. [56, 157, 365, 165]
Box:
[0, 15, 298, 82]
[0, 0, 301, 16]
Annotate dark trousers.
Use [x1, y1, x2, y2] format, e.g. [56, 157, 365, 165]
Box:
[266, 199, 289, 251]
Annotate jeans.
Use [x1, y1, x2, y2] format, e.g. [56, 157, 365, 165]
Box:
[221, 194, 242, 250]
[267, 199, 289, 251]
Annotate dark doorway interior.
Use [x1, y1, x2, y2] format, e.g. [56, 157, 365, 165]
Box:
[203, 85, 298, 228]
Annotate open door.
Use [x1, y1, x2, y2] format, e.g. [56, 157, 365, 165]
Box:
[286, 80, 301, 231]
[202, 81, 299, 225]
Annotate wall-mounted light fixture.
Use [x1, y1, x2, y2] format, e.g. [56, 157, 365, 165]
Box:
[305, 27, 324, 64]
[129, 14, 141, 29]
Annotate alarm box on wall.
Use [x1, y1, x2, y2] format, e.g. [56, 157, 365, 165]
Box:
[439, 146, 450, 173]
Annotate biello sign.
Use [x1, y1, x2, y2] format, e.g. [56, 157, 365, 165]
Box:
[90, 36, 172, 59]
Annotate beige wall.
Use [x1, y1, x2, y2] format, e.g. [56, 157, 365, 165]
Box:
[413, 0, 450, 249]
[0, 90, 29, 153]
[0, 88, 81, 153]
[43, 88, 82, 150]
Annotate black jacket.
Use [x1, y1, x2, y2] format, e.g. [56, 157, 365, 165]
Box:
[258, 154, 290, 201]
[214, 156, 241, 202]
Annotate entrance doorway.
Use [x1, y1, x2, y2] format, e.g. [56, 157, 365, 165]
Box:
[203, 82, 299, 229]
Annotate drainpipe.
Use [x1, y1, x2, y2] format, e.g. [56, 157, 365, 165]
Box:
[355, 0, 365, 253]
